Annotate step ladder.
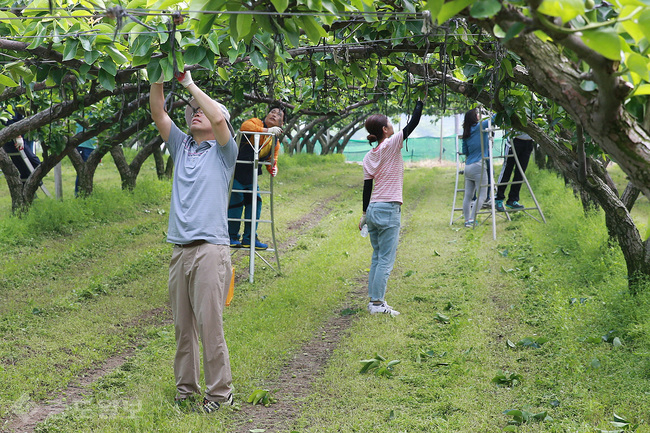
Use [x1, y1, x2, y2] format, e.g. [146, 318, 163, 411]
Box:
[493, 134, 546, 226]
[450, 115, 545, 240]
[228, 130, 281, 283]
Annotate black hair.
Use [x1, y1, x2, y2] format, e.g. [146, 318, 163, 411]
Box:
[462, 108, 478, 140]
[268, 104, 287, 119]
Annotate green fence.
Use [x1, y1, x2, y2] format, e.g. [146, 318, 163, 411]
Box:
[342, 136, 505, 163]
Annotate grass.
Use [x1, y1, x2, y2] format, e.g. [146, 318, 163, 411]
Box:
[1, 152, 650, 432]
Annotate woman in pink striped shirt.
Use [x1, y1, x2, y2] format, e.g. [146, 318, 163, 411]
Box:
[359, 100, 423, 316]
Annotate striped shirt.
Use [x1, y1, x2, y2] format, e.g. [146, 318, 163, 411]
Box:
[362, 130, 404, 204]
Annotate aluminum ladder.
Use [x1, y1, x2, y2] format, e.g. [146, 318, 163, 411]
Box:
[228, 131, 281, 283]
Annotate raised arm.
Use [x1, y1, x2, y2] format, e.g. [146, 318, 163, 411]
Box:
[177, 71, 232, 146]
[402, 99, 424, 139]
[149, 82, 172, 143]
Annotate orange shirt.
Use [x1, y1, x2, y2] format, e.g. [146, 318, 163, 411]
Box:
[240, 118, 279, 174]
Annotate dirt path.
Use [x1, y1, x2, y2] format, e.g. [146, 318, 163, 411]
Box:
[231, 281, 366, 432]
[1, 306, 172, 433]
[1, 192, 353, 433]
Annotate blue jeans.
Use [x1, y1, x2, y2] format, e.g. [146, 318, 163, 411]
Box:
[228, 178, 262, 243]
[366, 202, 401, 302]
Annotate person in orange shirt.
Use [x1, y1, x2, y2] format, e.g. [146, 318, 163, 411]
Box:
[228, 105, 285, 250]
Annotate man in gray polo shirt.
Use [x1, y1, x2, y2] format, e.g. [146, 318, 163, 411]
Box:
[150, 69, 237, 413]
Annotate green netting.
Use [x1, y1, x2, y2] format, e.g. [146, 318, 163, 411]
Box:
[342, 136, 505, 163]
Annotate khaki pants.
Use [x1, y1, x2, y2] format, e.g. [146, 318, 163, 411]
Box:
[168, 243, 233, 402]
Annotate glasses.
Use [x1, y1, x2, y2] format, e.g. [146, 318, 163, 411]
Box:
[192, 108, 204, 117]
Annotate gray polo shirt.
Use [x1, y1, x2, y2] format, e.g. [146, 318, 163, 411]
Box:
[166, 122, 237, 245]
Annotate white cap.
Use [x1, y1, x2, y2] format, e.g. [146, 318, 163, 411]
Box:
[184, 98, 235, 137]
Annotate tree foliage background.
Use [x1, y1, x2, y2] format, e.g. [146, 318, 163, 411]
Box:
[2, 0, 650, 291]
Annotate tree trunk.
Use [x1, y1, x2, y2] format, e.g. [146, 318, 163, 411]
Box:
[110, 146, 137, 190]
[152, 143, 166, 179]
[165, 156, 174, 178]
[0, 150, 28, 213]
[526, 122, 650, 294]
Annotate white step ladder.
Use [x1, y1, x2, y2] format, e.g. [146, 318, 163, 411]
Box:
[450, 115, 545, 240]
[228, 131, 281, 283]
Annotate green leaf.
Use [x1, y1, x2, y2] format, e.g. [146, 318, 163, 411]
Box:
[98, 69, 115, 90]
[435, 312, 450, 323]
[581, 28, 621, 61]
[638, 10, 650, 41]
[537, 0, 585, 24]
[270, 0, 289, 12]
[217, 66, 229, 80]
[249, 50, 268, 70]
[425, 0, 444, 22]
[62, 38, 79, 61]
[503, 21, 525, 42]
[626, 52, 650, 82]
[105, 45, 129, 64]
[79, 63, 91, 77]
[493, 23, 505, 38]
[255, 13, 274, 34]
[236, 13, 253, 40]
[621, 6, 646, 43]
[0, 74, 19, 87]
[184, 45, 207, 65]
[27, 23, 46, 50]
[195, 9, 218, 34]
[633, 84, 650, 96]
[590, 357, 601, 368]
[198, 49, 214, 70]
[349, 63, 365, 82]
[306, 0, 322, 10]
[100, 58, 117, 76]
[282, 19, 301, 47]
[78, 35, 94, 51]
[84, 49, 100, 65]
[470, 0, 501, 18]
[298, 16, 327, 43]
[502, 58, 514, 78]
[131, 35, 153, 57]
[438, 0, 473, 24]
[146, 57, 163, 83]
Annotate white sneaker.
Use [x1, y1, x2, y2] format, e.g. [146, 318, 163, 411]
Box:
[368, 302, 400, 316]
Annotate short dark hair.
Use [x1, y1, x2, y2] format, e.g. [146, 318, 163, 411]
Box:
[268, 104, 287, 119]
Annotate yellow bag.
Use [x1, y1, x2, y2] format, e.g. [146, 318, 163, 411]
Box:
[226, 266, 235, 306]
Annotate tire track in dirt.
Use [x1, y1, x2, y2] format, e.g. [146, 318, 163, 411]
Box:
[1, 306, 172, 433]
[3, 180, 432, 433]
[230, 280, 367, 433]
[1, 191, 349, 433]
[229, 185, 430, 432]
